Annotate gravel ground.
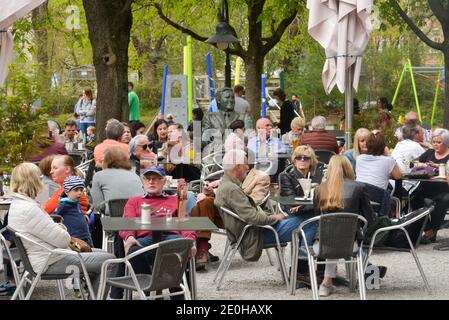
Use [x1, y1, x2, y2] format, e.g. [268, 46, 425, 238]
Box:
[2, 228, 449, 300]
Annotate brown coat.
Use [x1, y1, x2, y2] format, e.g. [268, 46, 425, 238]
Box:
[242, 168, 270, 205]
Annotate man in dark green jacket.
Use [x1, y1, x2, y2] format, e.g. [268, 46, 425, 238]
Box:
[214, 149, 316, 271]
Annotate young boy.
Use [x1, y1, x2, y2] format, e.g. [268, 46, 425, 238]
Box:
[86, 126, 95, 143]
[54, 176, 93, 246]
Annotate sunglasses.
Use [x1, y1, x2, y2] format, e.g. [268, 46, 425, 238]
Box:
[295, 156, 311, 161]
[138, 144, 149, 150]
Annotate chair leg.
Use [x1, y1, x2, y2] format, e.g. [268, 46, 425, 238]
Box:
[11, 271, 30, 300]
[289, 235, 299, 295]
[265, 249, 275, 266]
[216, 245, 239, 290]
[213, 240, 232, 283]
[274, 246, 289, 290]
[357, 253, 367, 300]
[308, 258, 319, 300]
[24, 274, 41, 300]
[182, 273, 192, 300]
[56, 280, 66, 300]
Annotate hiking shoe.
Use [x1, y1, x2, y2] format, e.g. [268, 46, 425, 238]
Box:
[296, 273, 312, 289]
[319, 284, 336, 297]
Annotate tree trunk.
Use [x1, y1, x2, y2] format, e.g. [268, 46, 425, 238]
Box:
[444, 51, 449, 128]
[82, 0, 132, 141]
[244, 54, 264, 122]
[32, 2, 49, 91]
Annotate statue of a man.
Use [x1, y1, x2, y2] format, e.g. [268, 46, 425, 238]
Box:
[202, 87, 253, 135]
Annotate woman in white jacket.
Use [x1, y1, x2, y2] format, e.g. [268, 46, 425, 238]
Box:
[8, 162, 116, 298]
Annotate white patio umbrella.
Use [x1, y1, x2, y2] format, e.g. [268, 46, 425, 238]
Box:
[0, 0, 46, 86]
[307, 0, 373, 148]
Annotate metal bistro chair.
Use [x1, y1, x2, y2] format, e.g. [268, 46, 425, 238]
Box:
[97, 238, 193, 300]
[7, 227, 96, 300]
[213, 206, 289, 291]
[0, 230, 24, 299]
[363, 204, 434, 292]
[290, 213, 368, 300]
[101, 198, 129, 253]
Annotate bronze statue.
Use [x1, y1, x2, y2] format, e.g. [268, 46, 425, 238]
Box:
[202, 87, 253, 136]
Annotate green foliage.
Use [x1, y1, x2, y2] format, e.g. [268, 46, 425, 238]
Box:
[0, 65, 49, 170]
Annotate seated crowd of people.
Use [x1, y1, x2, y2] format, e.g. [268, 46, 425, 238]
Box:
[1, 104, 448, 300]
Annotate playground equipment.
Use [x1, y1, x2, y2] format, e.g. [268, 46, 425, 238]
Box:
[392, 58, 444, 126]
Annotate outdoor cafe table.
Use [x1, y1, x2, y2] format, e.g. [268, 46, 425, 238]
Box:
[101, 216, 218, 300]
[269, 195, 313, 207]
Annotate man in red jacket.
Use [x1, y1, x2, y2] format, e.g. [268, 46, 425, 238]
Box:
[301, 116, 339, 154]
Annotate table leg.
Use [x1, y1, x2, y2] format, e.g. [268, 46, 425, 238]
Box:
[189, 257, 197, 300]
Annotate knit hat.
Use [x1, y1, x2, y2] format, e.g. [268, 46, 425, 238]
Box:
[63, 176, 85, 193]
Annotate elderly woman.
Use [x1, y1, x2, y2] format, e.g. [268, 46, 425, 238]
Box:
[412, 128, 449, 242]
[44, 155, 89, 214]
[281, 117, 305, 147]
[342, 128, 370, 170]
[280, 145, 325, 213]
[91, 147, 144, 212]
[128, 135, 156, 176]
[8, 162, 116, 297]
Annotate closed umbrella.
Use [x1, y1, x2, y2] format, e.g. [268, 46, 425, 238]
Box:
[307, 0, 373, 148]
[0, 0, 46, 86]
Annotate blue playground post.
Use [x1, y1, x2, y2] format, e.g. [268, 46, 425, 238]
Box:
[261, 73, 267, 118]
[206, 52, 215, 101]
[160, 64, 168, 114]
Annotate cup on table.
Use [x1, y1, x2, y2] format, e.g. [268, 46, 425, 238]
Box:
[165, 175, 173, 187]
[166, 209, 173, 222]
[298, 178, 312, 199]
[65, 142, 74, 152]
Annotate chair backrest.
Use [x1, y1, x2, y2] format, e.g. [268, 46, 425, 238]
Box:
[6, 227, 37, 277]
[148, 238, 193, 292]
[106, 199, 129, 217]
[316, 213, 363, 260]
[69, 153, 83, 167]
[314, 150, 336, 165]
[84, 159, 97, 188]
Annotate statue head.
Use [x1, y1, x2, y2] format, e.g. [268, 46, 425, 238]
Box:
[216, 87, 235, 112]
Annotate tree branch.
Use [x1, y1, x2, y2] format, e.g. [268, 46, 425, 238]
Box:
[390, 0, 443, 50]
[153, 3, 208, 42]
[261, 9, 297, 55]
[428, 0, 449, 29]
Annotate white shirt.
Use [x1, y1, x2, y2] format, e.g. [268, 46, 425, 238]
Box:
[356, 154, 396, 190]
[391, 139, 425, 191]
[391, 139, 426, 173]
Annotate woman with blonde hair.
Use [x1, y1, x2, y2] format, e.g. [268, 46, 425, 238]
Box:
[280, 145, 324, 211]
[8, 162, 116, 297]
[342, 128, 370, 170]
[313, 155, 375, 296]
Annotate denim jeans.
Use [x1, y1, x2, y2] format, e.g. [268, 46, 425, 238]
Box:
[262, 213, 316, 256]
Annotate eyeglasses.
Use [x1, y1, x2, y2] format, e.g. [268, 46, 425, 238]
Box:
[295, 156, 311, 161]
